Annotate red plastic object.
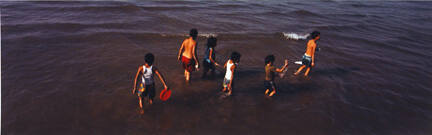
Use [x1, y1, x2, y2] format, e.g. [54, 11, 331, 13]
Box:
[160, 89, 172, 101]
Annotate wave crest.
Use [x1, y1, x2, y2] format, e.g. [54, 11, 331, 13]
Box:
[282, 32, 309, 40]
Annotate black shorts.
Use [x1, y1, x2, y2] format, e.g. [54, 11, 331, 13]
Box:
[202, 60, 215, 71]
[140, 83, 155, 100]
[264, 80, 276, 90]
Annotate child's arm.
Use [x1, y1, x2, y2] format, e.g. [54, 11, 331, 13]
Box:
[223, 61, 228, 68]
[311, 44, 316, 67]
[209, 48, 219, 66]
[228, 64, 235, 90]
[193, 42, 199, 68]
[177, 41, 185, 61]
[154, 68, 168, 89]
[275, 60, 289, 72]
[132, 66, 143, 94]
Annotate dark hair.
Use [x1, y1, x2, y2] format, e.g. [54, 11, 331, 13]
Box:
[230, 51, 241, 63]
[206, 36, 217, 48]
[310, 31, 320, 39]
[265, 55, 275, 65]
[189, 28, 198, 39]
[145, 53, 155, 65]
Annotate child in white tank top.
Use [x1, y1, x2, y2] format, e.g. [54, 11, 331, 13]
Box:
[222, 52, 241, 96]
[133, 53, 169, 114]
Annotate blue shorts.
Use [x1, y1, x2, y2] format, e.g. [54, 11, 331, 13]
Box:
[302, 55, 312, 67]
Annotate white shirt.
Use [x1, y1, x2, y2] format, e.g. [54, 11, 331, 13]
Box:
[225, 60, 234, 80]
[141, 65, 154, 85]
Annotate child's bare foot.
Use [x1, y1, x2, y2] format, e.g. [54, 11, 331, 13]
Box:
[265, 89, 269, 95]
[139, 109, 145, 114]
[294, 72, 300, 76]
[269, 90, 276, 97]
[227, 91, 232, 96]
[149, 99, 153, 105]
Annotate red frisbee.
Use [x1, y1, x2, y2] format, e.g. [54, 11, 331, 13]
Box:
[160, 88, 172, 101]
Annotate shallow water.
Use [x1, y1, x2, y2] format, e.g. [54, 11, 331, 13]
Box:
[2, 1, 432, 135]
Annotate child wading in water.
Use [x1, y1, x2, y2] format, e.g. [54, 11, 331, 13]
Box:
[132, 53, 169, 113]
[178, 29, 200, 83]
[264, 55, 288, 97]
[222, 52, 241, 96]
[294, 31, 320, 77]
[202, 36, 220, 78]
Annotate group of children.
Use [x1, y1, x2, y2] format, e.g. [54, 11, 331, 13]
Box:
[132, 29, 321, 111]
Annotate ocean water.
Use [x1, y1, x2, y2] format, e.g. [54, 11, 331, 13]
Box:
[1, 1, 432, 134]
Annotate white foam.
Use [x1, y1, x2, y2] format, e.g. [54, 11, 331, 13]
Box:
[199, 33, 218, 38]
[159, 33, 218, 38]
[282, 32, 309, 40]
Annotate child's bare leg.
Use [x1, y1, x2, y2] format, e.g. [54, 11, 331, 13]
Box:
[269, 89, 276, 97]
[149, 99, 153, 105]
[186, 71, 190, 82]
[227, 88, 232, 95]
[222, 87, 227, 92]
[294, 65, 306, 75]
[139, 97, 143, 109]
[185, 70, 190, 82]
[265, 89, 270, 95]
[304, 67, 311, 76]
